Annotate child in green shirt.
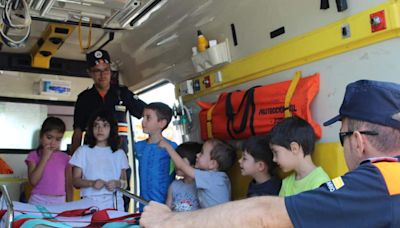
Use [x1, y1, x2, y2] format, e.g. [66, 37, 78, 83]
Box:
[269, 116, 330, 197]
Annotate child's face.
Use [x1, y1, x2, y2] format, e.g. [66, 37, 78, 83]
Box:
[142, 109, 164, 135]
[238, 150, 262, 177]
[40, 129, 63, 152]
[93, 118, 111, 145]
[176, 158, 191, 177]
[270, 144, 296, 172]
[195, 141, 214, 170]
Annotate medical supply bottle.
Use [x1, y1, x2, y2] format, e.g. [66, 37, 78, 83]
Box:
[197, 30, 209, 53]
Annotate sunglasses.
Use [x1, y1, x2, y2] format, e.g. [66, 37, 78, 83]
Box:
[338, 130, 379, 146]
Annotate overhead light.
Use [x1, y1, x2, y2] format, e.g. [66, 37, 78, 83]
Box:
[33, 0, 46, 11]
[83, 0, 105, 4]
[103, 0, 141, 29]
[40, 0, 56, 16]
[156, 33, 178, 46]
[129, 0, 168, 27]
[128, 0, 167, 28]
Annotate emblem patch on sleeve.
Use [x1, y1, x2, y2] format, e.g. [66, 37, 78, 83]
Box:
[326, 176, 345, 192]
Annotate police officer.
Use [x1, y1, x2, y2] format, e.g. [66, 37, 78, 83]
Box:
[140, 80, 400, 227]
[71, 49, 146, 154]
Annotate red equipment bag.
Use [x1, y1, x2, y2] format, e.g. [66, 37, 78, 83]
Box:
[198, 72, 321, 140]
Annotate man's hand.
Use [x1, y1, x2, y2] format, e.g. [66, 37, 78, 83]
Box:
[140, 201, 174, 228]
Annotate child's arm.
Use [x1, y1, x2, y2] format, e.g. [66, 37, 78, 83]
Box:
[158, 140, 195, 179]
[72, 166, 105, 189]
[27, 147, 53, 186]
[165, 184, 173, 209]
[65, 164, 73, 202]
[105, 169, 127, 191]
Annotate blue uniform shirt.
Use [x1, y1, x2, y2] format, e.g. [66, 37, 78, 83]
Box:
[135, 138, 176, 210]
[285, 156, 400, 228]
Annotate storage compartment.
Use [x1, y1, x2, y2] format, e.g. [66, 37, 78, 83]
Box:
[191, 39, 231, 73]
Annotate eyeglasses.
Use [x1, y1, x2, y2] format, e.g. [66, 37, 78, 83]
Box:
[338, 130, 379, 146]
[90, 68, 111, 76]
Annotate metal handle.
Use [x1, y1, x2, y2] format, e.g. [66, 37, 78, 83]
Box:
[115, 187, 149, 205]
[0, 185, 14, 228]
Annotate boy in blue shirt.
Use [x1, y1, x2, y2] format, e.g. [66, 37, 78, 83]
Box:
[135, 102, 176, 210]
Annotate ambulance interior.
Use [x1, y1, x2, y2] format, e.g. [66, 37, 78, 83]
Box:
[1, 0, 400, 225]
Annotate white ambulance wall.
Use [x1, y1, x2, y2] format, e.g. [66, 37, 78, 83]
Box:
[0, 71, 92, 101]
[123, 0, 386, 89]
[186, 38, 400, 143]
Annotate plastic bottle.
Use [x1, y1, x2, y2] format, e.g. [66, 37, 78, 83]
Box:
[197, 30, 209, 53]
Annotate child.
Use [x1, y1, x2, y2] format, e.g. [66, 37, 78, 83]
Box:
[135, 102, 177, 210]
[25, 117, 72, 205]
[269, 116, 330, 197]
[159, 138, 237, 208]
[166, 142, 202, 212]
[69, 109, 129, 211]
[239, 135, 281, 197]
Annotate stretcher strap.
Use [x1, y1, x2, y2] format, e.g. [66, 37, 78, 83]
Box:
[206, 105, 216, 139]
[35, 205, 54, 219]
[284, 71, 301, 118]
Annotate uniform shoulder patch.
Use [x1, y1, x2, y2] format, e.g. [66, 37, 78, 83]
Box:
[372, 162, 400, 195]
[326, 176, 345, 192]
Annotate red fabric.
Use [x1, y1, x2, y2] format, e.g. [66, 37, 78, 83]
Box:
[199, 73, 321, 140]
[57, 206, 98, 217]
[0, 158, 13, 174]
[88, 209, 140, 227]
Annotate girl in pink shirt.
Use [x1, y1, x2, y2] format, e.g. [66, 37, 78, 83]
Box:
[25, 117, 73, 205]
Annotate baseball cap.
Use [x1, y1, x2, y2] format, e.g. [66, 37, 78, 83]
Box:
[86, 49, 111, 68]
[323, 80, 400, 129]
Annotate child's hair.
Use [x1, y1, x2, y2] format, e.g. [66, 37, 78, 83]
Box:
[40, 117, 66, 137]
[144, 102, 173, 130]
[86, 108, 120, 152]
[242, 135, 277, 176]
[208, 139, 237, 172]
[269, 116, 316, 156]
[39, 117, 66, 149]
[176, 142, 203, 166]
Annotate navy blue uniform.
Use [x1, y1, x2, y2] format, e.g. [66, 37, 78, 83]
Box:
[285, 156, 400, 227]
[74, 84, 146, 133]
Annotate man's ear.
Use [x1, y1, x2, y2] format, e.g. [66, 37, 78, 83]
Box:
[352, 131, 366, 157]
[289, 142, 301, 155]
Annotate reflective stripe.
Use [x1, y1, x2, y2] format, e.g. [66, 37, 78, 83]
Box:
[118, 126, 128, 133]
[373, 162, 400, 195]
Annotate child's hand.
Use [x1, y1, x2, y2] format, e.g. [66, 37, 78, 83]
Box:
[158, 140, 171, 150]
[41, 145, 54, 159]
[105, 180, 120, 191]
[92, 179, 105, 189]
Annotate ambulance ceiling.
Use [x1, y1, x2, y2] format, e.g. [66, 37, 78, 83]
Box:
[28, 0, 157, 29]
[0, 0, 235, 89]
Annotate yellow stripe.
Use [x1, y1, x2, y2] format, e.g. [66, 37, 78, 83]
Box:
[181, 1, 400, 101]
[284, 71, 301, 118]
[373, 162, 400, 195]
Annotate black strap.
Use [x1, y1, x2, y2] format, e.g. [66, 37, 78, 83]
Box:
[226, 86, 259, 139]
